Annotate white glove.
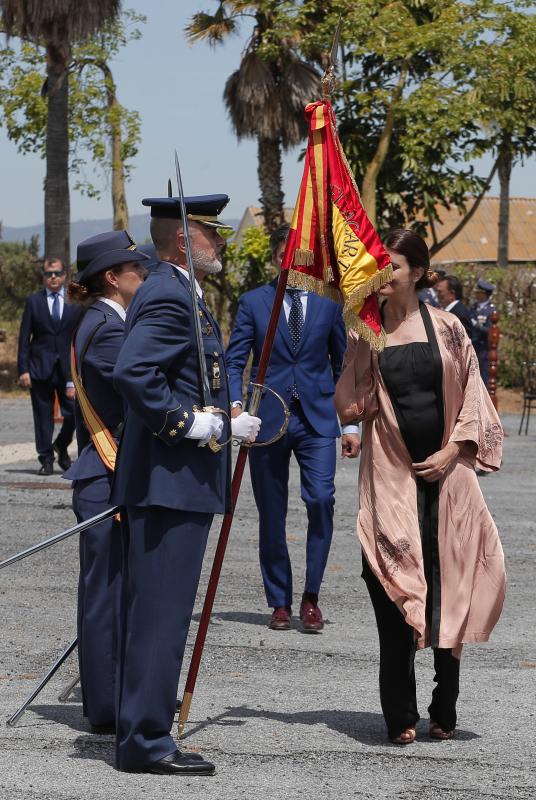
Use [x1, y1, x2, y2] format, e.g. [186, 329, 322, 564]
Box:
[185, 411, 224, 447]
[231, 412, 262, 443]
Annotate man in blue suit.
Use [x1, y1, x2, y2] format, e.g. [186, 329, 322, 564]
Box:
[18, 258, 83, 474]
[110, 194, 260, 776]
[226, 223, 360, 633]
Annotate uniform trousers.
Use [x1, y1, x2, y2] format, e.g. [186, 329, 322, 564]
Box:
[115, 505, 213, 772]
[362, 555, 460, 738]
[73, 474, 121, 727]
[249, 400, 336, 609]
[30, 364, 75, 464]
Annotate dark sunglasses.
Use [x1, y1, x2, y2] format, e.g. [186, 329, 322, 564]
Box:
[43, 270, 65, 278]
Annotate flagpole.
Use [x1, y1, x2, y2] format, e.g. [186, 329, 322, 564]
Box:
[177, 268, 289, 737]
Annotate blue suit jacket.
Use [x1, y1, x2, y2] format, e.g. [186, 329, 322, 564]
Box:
[226, 280, 347, 439]
[17, 289, 83, 382]
[110, 262, 231, 514]
[64, 300, 126, 482]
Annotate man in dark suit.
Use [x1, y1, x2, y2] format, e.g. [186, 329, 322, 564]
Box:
[109, 194, 260, 776]
[435, 274, 473, 339]
[17, 258, 83, 474]
[226, 223, 360, 633]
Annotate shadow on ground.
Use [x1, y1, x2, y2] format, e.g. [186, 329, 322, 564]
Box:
[181, 705, 480, 746]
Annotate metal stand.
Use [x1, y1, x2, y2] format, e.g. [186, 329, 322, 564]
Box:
[6, 637, 77, 727]
[58, 672, 80, 703]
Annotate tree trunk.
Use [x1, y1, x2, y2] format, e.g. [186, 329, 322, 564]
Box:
[45, 46, 70, 267]
[77, 59, 129, 230]
[103, 64, 129, 230]
[497, 141, 512, 268]
[429, 158, 499, 256]
[257, 137, 284, 232]
[360, 68, 407, 226]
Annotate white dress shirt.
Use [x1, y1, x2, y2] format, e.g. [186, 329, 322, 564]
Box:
[46, 286, 65, 318]
[171, 264, 203, 299]
[444, 300, 459, 313]
[98, 296, 127, 321]
[233, 288, 359, 435]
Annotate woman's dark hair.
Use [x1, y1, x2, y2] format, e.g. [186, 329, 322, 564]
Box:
[383, 228, 438, 290]
[68, 265, 124, 305]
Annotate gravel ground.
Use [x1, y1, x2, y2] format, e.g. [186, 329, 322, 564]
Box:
[0, 399, 534, 800]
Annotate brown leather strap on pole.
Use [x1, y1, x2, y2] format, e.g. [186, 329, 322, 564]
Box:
[487, 310, 500, 410]
[177, 268, 289, 737]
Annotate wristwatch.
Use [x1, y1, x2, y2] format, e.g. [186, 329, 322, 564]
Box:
[231, 400, 243, 409]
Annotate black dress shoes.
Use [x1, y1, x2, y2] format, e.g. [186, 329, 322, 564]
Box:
[53, 440, 72, 471]
[146, 750, 215, 776]
[38, 461, 53, 475]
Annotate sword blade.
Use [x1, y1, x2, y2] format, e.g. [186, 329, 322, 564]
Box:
[174, 150, 213, 407]
[0, 506, 120, 570]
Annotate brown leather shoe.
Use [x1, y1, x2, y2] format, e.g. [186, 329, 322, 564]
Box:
[300, 599, 324, 632]
[269, 606, 292, 630]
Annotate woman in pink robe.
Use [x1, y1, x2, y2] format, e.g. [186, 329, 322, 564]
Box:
[335, 230, 505, 744]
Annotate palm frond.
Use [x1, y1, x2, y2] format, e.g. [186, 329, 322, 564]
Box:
[184, 9, 236, 47]
[224, 54, 283, 139]
[279, 59, 321, 148]
[0, 0, 121, 45]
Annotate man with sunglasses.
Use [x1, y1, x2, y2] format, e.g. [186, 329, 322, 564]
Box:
[17, 257, 83, 474]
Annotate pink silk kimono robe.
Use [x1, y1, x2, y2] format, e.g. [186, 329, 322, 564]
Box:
[335, 305, 506, 650]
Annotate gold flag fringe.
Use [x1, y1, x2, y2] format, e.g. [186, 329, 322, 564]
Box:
[344, 307, 387, 352]
[323, 266, 335, 282]
[343, 263, 393, 310]
[287, 268, 342, 303]
[293, 248, 315, 267]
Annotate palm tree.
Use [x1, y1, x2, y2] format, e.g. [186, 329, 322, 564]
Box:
[0, 0, 121, 265]
[186, 2, 321, 232]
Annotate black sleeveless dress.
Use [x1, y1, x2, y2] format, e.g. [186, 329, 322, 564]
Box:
[378, 303, 445, 645]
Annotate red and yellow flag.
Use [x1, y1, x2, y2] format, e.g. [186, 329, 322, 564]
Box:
[281, 100, 392, 349]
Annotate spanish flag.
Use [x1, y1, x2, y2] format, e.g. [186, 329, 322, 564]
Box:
[281, 100, 392, 350]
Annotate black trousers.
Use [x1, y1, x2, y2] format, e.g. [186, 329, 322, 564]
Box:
[30, 364, 75, 464]
[362, 555, 460, 738]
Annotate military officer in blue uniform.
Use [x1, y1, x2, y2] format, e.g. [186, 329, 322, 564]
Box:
[63, 231, 149, 732]
[470, 278, 496, 386]
[110, 194, 260, 776]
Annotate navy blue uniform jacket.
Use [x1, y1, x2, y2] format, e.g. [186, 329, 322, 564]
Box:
[226, 279, 347, 440]
[17, 289, 83, 382]
[110, 262, 231, 514]
[64, 300, 125, 482]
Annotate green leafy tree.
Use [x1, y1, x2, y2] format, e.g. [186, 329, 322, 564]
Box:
[295, 0, 536, 257]
[0, 10, 144, 235]
[0, 0, 122, 264]
[463, 8, 536, 266]
[186, 1, 321, 232]
[0, 230, 41, 320]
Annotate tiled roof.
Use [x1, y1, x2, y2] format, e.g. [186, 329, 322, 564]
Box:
[237, 198, 536, 264]
[426, 197, 536, 264]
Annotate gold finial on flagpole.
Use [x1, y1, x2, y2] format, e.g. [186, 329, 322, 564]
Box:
[321, 17, 343, 99]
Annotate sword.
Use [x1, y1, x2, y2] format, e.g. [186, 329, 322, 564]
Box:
[0, 506, 120, 570]
[174, 149, 228, 453]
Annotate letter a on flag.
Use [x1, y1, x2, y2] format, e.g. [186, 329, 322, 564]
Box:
[281, 100, 392, 349]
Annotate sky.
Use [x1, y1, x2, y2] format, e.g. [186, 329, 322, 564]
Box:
[0, 0, 534, 230]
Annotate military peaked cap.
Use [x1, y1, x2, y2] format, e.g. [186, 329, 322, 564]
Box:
[142, 194, 233, 230]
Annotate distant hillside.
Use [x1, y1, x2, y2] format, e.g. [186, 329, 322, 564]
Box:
[1, 214, 240, 262]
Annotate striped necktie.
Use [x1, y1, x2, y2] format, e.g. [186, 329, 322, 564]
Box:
[51, 292, 61, 324]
